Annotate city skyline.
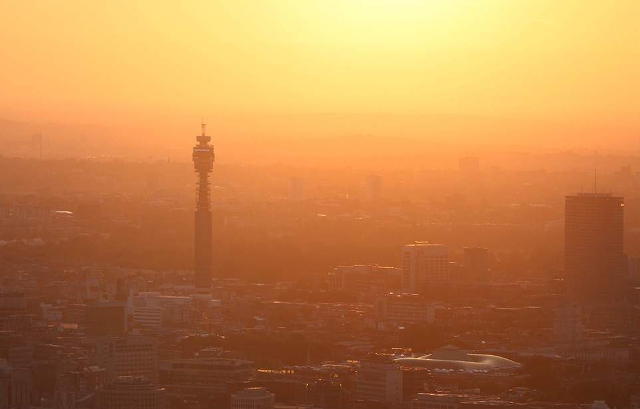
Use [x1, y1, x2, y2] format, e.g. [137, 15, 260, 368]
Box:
[0, 1, 638, 408]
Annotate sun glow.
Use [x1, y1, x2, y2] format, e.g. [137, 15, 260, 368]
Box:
[296, 0, 472, 47]
[0, 0, 637, 150]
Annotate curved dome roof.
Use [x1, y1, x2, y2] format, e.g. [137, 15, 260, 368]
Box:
[395, 345, 521, 371]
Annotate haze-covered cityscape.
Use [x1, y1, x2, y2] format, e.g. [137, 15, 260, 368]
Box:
[1, 1, 639, 409]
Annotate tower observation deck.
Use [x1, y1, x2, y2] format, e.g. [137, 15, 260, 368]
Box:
[193, 123, 215, 288]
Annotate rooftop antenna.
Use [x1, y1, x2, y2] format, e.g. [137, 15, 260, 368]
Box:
[201, 117, 206, 138]
[594, 169, 597, 193]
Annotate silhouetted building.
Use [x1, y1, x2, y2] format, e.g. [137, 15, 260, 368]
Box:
[10, 367, 33, 408]
[193, 123, 215, 288]
[367, 174, 382, 202]
[0, 333, 32, 368]
[86, 302, 126, 336]
[402, 243, 449, 294]
[564, 193, 625, 305]
[0, 360, 10, 409]
[463, 247, 489, 281]
[53, 387, 76, 409]
[629, 256, 639, 283]
[0, 290, 26, 312]
[288, 177, 304, 201]
[147, 172, 160, 195]
[32, 133, 42, 160]
[554, 302, 582, 344]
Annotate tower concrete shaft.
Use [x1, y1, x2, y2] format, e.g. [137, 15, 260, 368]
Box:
[192, 124, 215, 288]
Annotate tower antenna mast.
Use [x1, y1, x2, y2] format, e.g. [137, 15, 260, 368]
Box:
[192, 121, 215, 288]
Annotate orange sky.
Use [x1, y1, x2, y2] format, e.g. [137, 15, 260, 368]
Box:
[0, 0, 638, 153]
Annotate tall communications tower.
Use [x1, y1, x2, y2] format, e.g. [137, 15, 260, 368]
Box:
[193, 123, 215, 288]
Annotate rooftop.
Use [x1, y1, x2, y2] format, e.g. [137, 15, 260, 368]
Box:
[395, 345, 521, 372]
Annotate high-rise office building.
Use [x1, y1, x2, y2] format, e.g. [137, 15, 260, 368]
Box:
[366, 174, 382, 202]
[628, 256, 639, 282]
[356, 355, 403, 409]
[288, 177, 304, 201]
[193, 123, 215, 288]
[564, 193, 625, 305]
[95, 376, 165, 409]
[553, 302, 582, 345]
[402, 243, 449, 294]
[32, 133, 43, 160]
[463, 247, 489, 281]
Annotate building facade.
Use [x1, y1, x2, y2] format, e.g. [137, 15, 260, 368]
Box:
[402, 243, 449, 294]
[376, 294, 440, 325]
[463, 247, 489, 281]
[231, 387, 275, 409]
[95, 376, 165, 409]
[564, 193, 625, 305]
[159, 358, 254, 398]
[329, 265, 402, 294]
[86, 302, 127, 336]
[356, 356, 402, 409]
[95, 337, 158, 382]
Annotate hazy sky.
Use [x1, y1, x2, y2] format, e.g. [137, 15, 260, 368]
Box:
[1, 0, 638, 152]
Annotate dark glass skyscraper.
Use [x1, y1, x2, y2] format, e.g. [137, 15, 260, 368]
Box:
[192, 124, 215, 288]
[564, 193, 625, 305]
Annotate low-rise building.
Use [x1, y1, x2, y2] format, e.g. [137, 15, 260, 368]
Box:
[95, 376, 165, 409]
[231, 387, 275, 409]
[159, 357, 254, 398]
[95, 336, 158, 382]
[376, 294, 441, 325]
